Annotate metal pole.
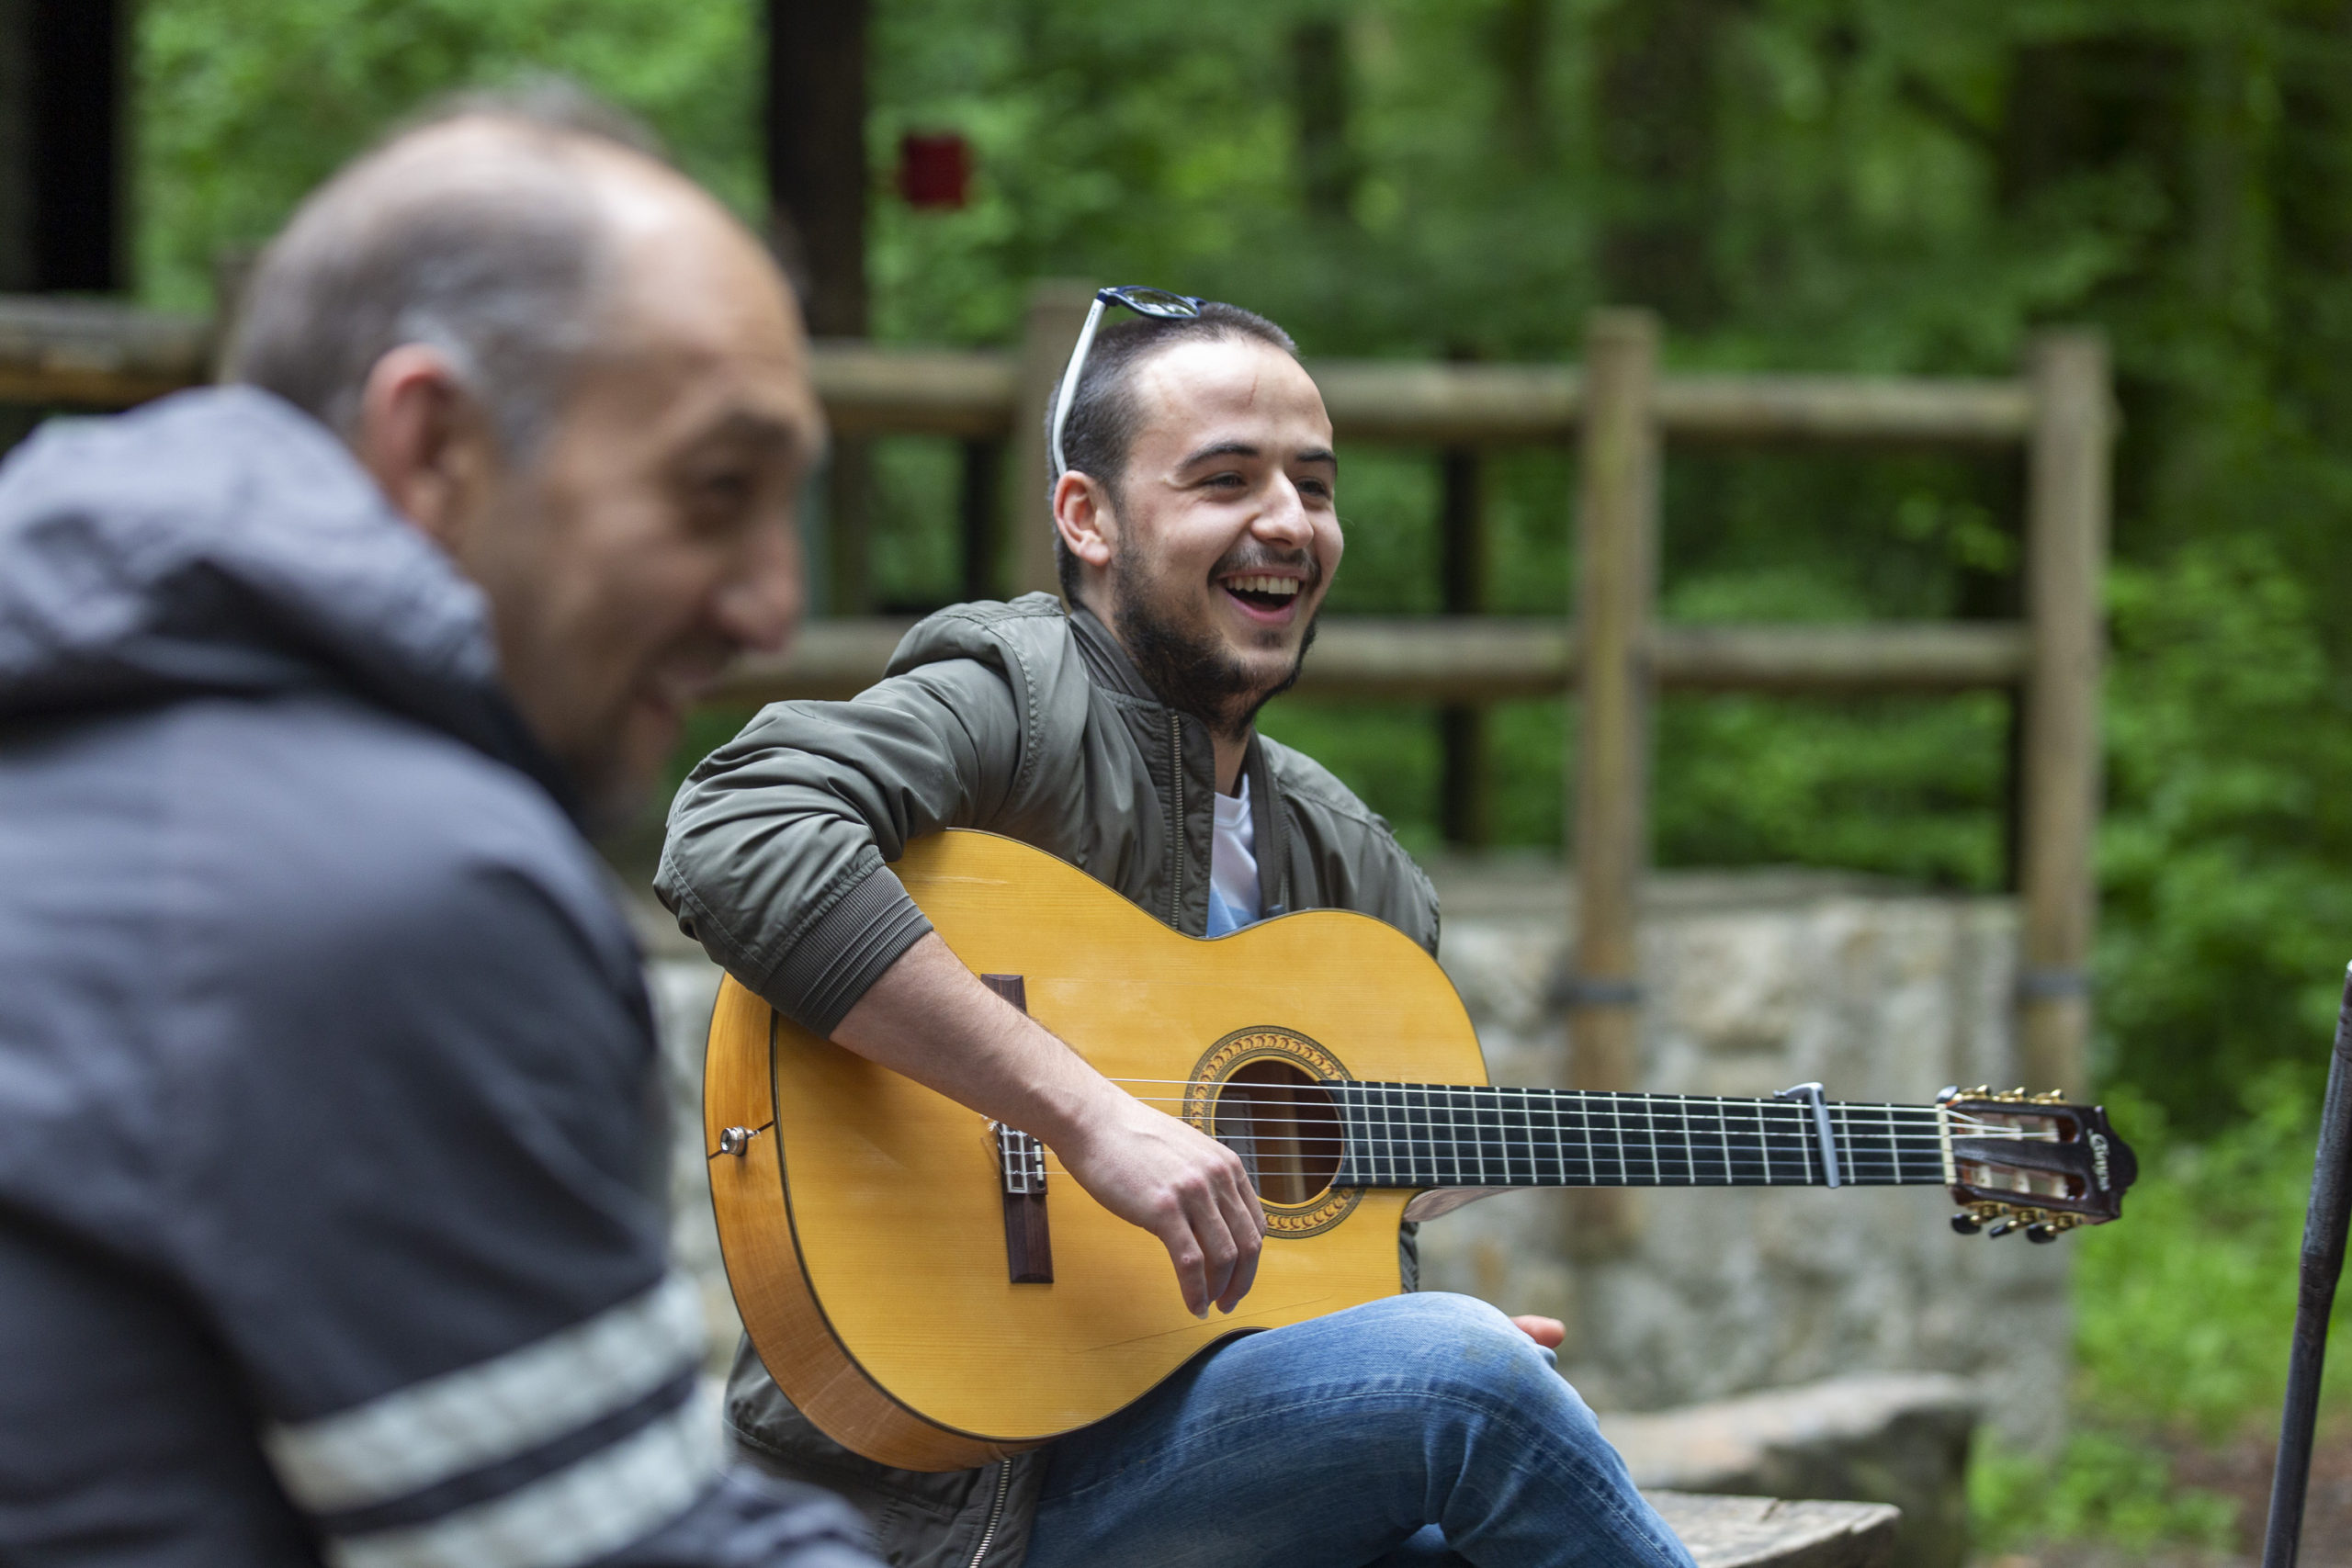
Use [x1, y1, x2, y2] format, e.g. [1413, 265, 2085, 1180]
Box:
[2262, 963, 2352, 1568]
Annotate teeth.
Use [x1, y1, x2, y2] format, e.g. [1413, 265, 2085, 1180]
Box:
[1226, 575, 1300, 597]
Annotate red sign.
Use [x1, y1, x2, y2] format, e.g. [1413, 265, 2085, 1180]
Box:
[897, 132, 972, 210]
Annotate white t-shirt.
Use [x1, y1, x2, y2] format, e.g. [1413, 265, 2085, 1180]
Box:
[1208, 773, 1261, 934]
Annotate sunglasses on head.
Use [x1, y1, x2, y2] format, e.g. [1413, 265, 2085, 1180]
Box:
[1047, 286, 1208, 479]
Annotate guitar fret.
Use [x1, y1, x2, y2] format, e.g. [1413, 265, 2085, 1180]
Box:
[1509, 1089, 1533, 1187]
[1476, 1089, 1497, 1185]
[1378, 1084, 1395, 1187]
[1432, 1084, 1451, 1188]
[1452, 1084, 1468, 1187]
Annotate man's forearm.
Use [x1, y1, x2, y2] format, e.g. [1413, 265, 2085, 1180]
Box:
[827, 931, 1111, 1147]
[827, 932, 1267, 1317]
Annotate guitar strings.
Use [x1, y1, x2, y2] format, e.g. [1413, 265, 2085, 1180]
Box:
[1060, 1090, 2046, 1142]
[1091, 1076, 2059, 1125]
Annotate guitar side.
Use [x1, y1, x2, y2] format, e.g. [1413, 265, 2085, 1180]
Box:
[707, 829, 1487, 1469]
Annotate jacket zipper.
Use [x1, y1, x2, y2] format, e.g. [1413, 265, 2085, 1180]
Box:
[1168, 713, 1185, 928]
[967, 1460, 1012, 1568]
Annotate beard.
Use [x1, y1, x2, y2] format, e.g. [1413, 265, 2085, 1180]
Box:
[1111, 541, 1321, 742]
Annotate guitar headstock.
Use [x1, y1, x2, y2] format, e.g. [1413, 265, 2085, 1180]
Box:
[1939, 1086, 2137, 1243]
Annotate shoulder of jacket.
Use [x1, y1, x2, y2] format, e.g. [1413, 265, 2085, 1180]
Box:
[1260, 734, 1440, 915]
[190, 695, 626, 963]
[883, 594, 1076, 680]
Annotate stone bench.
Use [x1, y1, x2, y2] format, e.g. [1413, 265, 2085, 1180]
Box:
[1648, 1492, 1900, 1568]
[1604, 1374, 1977, 1568]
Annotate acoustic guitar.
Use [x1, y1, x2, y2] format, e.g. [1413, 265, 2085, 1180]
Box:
[704, 829, 2134, 1472]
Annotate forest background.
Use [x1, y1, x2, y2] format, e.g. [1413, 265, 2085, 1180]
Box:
[127, 0, 2352, 1553]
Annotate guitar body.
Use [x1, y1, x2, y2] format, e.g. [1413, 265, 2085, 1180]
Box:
[705, 829, 1487, 1470]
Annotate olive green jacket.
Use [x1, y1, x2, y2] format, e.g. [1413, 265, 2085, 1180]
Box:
[656, 595, 1439, 1568]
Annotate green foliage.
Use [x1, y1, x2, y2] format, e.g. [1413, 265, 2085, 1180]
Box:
[1968, 1080, 2352, 1553]
[2074, 1080, 2352, 1437]
[138, 0, 760, 311]
[1970, 1428, 2238, 1555]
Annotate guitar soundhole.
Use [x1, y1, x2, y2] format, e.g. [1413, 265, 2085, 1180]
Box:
[1212, 1060, 1343, 1206]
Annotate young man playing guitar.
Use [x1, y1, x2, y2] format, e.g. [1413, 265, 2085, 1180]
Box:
[660, 290, 1694, 1568]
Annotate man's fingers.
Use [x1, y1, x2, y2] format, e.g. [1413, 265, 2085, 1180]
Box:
[1160, 1224, 1208, 1317]
[1511, 1314, 1567, 1349]
[1180, 1177, 1243, 1318]
[1212, 1168, 1264, 1314]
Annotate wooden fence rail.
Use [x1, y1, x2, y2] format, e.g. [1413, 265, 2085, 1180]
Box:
[0, 294, 2036, 447]
[0, 287, 2112, 1130]
[709, 617, 2033, 706]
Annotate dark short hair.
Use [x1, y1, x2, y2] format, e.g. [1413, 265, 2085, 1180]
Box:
[226, 81, 664, 460]
[1049, 301, 1301, 599]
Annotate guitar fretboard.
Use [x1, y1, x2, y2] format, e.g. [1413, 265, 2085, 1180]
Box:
[1327, 1084, 1947, 1190]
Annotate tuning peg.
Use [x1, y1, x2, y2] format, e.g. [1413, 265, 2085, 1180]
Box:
[1984, 1218, 2017, 1237]
[1951, 1212, 1984, 1235]
[2033, 1089, 2069, 1104]
[2026, 1224, 2060, 1244]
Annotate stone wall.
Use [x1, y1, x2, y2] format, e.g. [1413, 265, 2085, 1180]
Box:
[1417, 859, 2068, 1446]
[638, 858, 2070, 1444]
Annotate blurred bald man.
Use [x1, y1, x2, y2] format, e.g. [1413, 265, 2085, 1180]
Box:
[0, 88, 875, 1567]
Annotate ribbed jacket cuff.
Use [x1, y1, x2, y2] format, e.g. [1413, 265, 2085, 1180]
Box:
[760, 863, 934, 1039]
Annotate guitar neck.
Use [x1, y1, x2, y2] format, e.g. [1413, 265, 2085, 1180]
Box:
[1326, 1084, 1950, 1190]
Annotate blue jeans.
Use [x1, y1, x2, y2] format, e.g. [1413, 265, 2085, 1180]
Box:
[1023, 1292, 1696, 1568]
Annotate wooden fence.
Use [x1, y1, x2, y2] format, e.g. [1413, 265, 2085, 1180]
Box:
[0, 287, 2112, 1141]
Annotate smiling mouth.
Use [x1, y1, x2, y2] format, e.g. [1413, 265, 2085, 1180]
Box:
[1221, 574, 1303, 613]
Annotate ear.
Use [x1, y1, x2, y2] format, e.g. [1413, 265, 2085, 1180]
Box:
[1051, 470, 1117, 577]
[351, 344, 501, 553]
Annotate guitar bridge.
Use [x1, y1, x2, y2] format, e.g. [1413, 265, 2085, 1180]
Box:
[996, 1122, 1047, 1195]
[982, 974, 1053, 1283]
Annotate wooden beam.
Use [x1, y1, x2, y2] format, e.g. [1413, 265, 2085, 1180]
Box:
[1567, 308, 1659, 1256]
[707, 618, 2031, 708]
[811, 340, 1018, 437]
[0, 299, 2040, 450]
[1656, 622, 2030, 692]
[2017, 332, 2113, 1099]
[0, 296, 210, 404]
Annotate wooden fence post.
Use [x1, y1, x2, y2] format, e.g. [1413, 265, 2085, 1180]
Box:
[1567, 308, 1661, 1254]
[2018, 332, 2112, 1097]
[1012, 279, 1098, 602]
[1440, 446, 1489, 845]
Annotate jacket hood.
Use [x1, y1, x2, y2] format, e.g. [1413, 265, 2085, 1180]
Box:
[0, 387, 569, 807]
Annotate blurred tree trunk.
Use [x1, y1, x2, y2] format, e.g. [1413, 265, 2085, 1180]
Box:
[1489, 0, 1552, 170]
[0, 0, 28, 293]
[1996, 32, 2196, 548]
[1594, 0, 1725, 326]
[766, 0, 867, 337]
[0, 0, 124, 294]
[1292, 17, 1357, 221]
[766, 0, 871, 614]
[2269, 1, 2352, 445]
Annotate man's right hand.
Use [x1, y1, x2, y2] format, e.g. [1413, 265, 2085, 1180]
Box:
[830, 932, 1266, 1318]
[1052, 1085, 1265, 1317]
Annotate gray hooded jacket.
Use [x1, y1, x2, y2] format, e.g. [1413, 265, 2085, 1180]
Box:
[0, 389, 873, 1568]
[657, 595, 1439, 1568]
